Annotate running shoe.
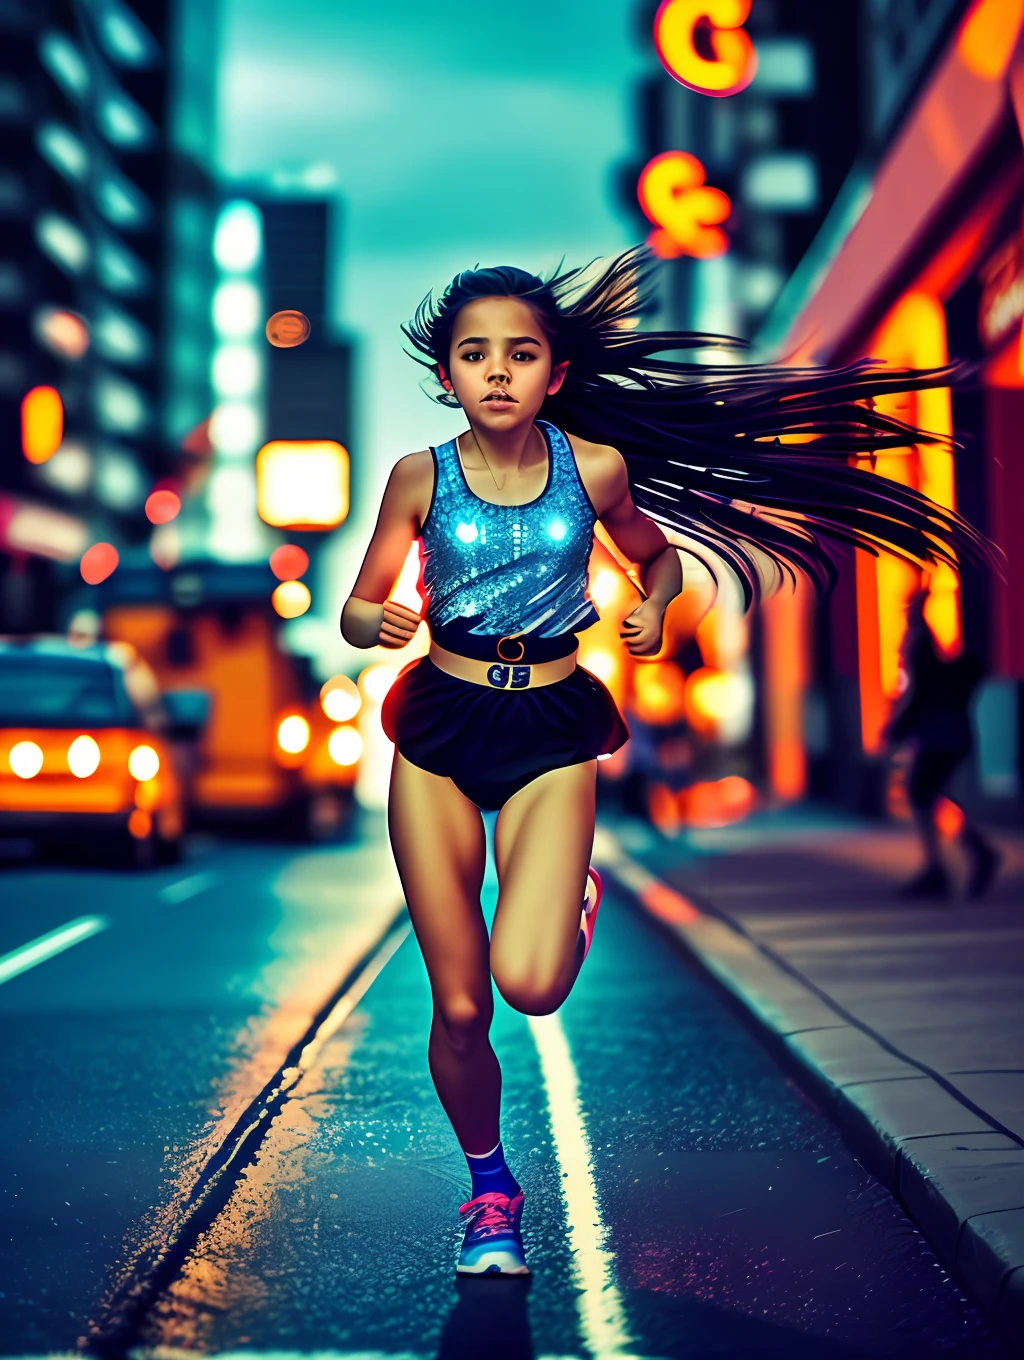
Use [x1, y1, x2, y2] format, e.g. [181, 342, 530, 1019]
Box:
[456, 1191, 529, 1275]
[580, 866, 603, 960]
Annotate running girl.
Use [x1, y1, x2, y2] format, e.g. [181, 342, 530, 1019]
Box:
[341, 248, 988, 1275]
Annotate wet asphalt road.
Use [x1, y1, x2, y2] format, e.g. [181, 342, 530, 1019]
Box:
[0, 821, 1001, 1358]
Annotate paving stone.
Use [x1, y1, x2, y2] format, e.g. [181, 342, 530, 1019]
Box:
[957, 1206, 1024, 1309]
[834, 1078, 992, 1186]
[784, 1025, 918, 1087]
[899, 1133, 1024, 1264]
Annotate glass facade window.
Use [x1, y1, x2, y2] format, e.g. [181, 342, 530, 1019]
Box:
[35, 212, 91, 275]
[741, 154, 820, 212]
[94, 444, 145, 509]
[36, 122, 90, 182]
[0, 76, 31, 122]
[96, 234, 150, 294]
[38, 31, 91, 101]
[752, 39, 816, 97]
[93, 304, 151, 364]
[93, 371, 149, 434]
[96, 88, 156, 149]
[92, 1, 160, 69]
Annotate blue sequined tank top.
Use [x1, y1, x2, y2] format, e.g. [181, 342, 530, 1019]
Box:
[420, 420, 600, 663]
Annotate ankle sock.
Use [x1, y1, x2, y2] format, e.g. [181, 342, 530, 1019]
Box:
[465, 1141, 520, 1200]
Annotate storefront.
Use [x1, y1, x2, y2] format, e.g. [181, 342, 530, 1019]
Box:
[763, 0, 1024, 815]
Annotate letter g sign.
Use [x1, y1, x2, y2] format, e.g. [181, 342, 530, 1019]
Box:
[654, 0, 758, 98]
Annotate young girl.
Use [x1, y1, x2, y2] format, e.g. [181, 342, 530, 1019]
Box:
[341, 248, 988, 1276]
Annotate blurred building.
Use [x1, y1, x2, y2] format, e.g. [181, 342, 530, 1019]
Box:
[0, 0, 219, 632]
[621, 0, 1023, 822]
[754, 0, 1024, 820]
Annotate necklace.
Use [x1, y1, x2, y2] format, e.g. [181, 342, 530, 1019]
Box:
[456, 427, 539, 494]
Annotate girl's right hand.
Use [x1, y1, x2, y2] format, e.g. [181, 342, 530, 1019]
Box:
[379, 599, 422, 649]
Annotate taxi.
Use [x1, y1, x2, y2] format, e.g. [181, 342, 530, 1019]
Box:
[0, 636, 188, 866]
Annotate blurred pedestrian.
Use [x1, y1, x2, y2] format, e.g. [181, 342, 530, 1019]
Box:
[888, 590, 999, 899]
[341, 247, 991, 1278]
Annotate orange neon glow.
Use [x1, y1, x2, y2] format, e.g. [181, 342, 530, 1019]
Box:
[761, 579, 810, 801]
[957, 0, 1024, 81]
[21, 386, 63, 464]
[633, 661, 688, 725]
[935, 796, 966, 838]
[654, 0, 757, 97]
[858, 291, 959, 753]
[638, 152, 731, 259]
[80, 542, 119, 585]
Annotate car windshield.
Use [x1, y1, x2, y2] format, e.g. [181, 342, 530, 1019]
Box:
[0, 655, 136, 728]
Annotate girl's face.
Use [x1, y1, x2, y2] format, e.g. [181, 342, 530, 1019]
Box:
[439, 295, 568, 432]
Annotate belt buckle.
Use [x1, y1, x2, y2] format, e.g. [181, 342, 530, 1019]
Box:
[486, 664, 532, 689]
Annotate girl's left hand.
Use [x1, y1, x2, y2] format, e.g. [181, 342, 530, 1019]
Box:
[620, 598, 665, 656]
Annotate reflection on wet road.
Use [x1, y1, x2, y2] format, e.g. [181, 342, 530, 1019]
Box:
[0, 825, 1000, 1357]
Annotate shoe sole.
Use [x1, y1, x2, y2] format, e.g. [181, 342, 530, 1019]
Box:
[456, 1258, 530, 1276]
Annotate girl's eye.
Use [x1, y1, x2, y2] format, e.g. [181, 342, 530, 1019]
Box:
[460, 351, 484, 362]
[511, 351, 536, 363]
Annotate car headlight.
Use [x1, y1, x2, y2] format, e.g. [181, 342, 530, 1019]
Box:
[128, 744, 160, 781]
[9, 741, 43, 779]
[67, 734, 101, 778]
[277, 714, 310, 754]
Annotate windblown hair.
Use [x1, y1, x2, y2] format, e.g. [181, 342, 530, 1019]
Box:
[402, 247, 995, 604]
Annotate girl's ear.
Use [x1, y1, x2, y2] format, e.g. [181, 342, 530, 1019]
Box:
[437, 363, 454, 393]
[547, 360, 570, 396]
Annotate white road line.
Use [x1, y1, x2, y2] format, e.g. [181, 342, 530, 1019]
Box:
[158, 870, 218, 904]
[0, 915, 109, 987]
[528, 1011, 639, 1360]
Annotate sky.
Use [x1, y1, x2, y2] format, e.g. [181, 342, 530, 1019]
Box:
[217, 0, 648, 673]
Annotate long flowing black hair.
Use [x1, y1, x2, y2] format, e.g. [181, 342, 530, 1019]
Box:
[402, 246, 995, 604]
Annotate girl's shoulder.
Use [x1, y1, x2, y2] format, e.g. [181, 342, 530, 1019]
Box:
[563, 431, 627, 506]
[384, 449, 435, 519]
[563, 430, 624, 469]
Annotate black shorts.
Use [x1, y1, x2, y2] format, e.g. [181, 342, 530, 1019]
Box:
[908, 743, 970, 811]
[381, 657, 629, 810]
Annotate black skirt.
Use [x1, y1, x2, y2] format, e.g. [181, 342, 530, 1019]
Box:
[381, 657, 629, 810]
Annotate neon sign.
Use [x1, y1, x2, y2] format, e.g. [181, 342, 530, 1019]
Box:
[638, 151, 731, 258]
[654, 0, 758, 97]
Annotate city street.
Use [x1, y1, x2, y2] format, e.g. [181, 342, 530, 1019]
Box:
[0, 821, 1001, 1358]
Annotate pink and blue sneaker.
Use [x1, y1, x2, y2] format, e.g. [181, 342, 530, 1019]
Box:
[580, 866, 603, 961]
[456, 1190, 529, 1275]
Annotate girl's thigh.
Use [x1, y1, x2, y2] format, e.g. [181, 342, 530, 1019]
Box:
[388, 752, 491, 1006]
[490, 760, 596, 1002]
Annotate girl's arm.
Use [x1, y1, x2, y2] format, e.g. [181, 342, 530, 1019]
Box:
[572, 437, 682, 657]
[341, 451, 433, 650]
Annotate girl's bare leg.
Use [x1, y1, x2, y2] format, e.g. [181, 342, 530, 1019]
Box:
[490, 760, 597, 1016]
[388, 753, 498, 1154]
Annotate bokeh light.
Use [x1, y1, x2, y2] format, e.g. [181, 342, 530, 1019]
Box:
[213, 200, 262, 273]
[328, 725, 363, 767]
[80, 542, 119, 585]
[320, 674, 361, 722]
[270, 544, 309, 581]
[21, 386, 64, 464]
[272, 580, 311, 618]
[358, 664, 399, 705]
[144, 489, 181, 524]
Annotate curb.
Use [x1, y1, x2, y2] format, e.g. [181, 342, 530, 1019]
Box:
[594, 832, 1024, 1356]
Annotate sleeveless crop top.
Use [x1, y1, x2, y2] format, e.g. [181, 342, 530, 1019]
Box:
[420, 420, 600, 663]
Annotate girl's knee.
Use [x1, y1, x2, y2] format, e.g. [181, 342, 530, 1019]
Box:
[490, 958, 564, 1016]
[433, 992, 492, 1052]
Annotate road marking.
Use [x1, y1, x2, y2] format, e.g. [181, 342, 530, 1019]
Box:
[528, 1011, 638, 1360]
[0, 915, 109, 987]
[157, 871, 218, 904]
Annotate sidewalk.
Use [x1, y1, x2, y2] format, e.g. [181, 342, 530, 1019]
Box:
[594, 811, 1024, 1355]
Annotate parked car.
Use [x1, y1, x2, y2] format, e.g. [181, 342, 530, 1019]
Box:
[0, 636, 203, 867]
